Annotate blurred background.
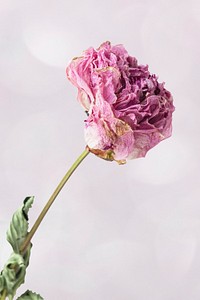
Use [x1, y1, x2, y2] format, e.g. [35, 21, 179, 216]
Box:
[0, 0, 200, 299]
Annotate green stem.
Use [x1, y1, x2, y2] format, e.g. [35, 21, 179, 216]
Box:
[0, 289, 6, 300]
[20, 148, 89, 253]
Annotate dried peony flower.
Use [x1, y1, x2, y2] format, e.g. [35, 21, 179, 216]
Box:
[66, 41, 175, 164]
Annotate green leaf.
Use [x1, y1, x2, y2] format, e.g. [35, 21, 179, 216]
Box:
[17, 290, 44, 300]
[0, 197, 34, 299]
[0, 274, 5, 293]
[2, 253, 26, 298]
[6, 196, 34, 253]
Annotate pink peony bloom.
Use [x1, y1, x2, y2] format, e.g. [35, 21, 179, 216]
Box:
[66, 42, 175, 164]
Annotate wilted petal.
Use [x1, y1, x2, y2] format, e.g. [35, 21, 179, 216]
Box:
[66, 42, 175, 163]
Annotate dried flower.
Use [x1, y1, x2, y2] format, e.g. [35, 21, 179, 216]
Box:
[66, 42, 175, 164]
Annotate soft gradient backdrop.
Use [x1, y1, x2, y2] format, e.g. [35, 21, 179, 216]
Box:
[0, 0, 199, 299]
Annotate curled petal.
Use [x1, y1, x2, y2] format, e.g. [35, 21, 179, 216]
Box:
[67, 42, 175, 162]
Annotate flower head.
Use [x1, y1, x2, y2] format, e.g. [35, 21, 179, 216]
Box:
[66, 42, 175, 164]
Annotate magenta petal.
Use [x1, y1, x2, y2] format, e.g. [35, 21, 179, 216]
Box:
[66, 42, 175, 163]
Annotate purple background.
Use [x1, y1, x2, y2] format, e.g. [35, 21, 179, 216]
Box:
[0, 0, 200, 299]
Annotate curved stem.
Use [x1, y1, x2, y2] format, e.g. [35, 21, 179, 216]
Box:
[20, 148, 89, 253]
